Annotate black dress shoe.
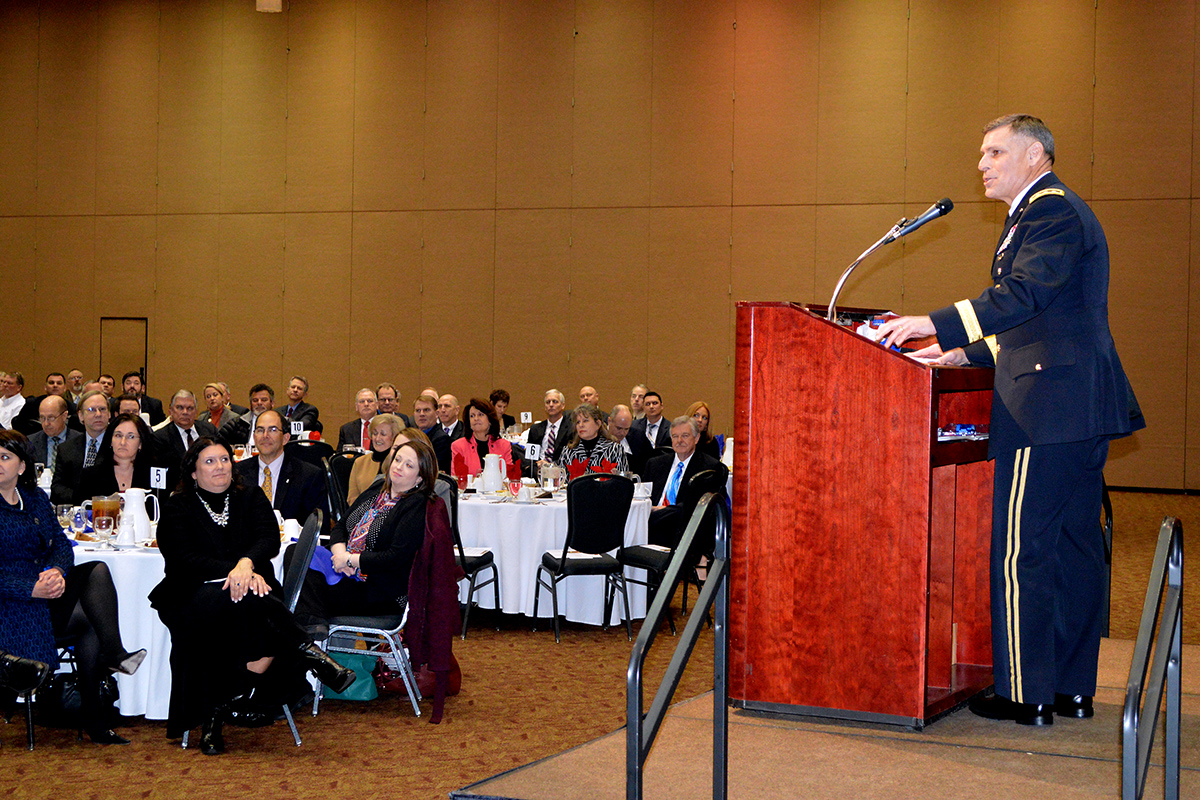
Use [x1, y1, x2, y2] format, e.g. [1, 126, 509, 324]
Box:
[88, 729, 131, 745]
[297, 643, 356, 694]
[1054, 693, 1094, 718]
[968, 693, 1053, 726]
[0, 651, 51, 694]
[200, 714, 225, 756]
[225, 690, 275, 728]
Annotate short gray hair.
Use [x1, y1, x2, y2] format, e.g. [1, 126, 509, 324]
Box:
[171, 389, 196, 405]
[670, 415, 700, 437]
[984, 113, 1055, 165]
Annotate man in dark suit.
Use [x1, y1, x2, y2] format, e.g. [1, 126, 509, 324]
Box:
[336, 388, 377, 451]
[413, 393, 451, 473]
[27, 395, 83, 475]
[525, 389, 573, 462]
[279, 375, 323, 433]
[218, 383, 275, 447]
[375, 382, 414, 428]
[642, 416, 728, 549]
[152, 390, 218, 479]
[11, 372, 81, 436]
[121, 371, 165, 426]
[50, 390, 111, 504]
[608, 404, 652, 477]
[877, 114, 1144, 727]
[235, 409, 329, 529]
[436, 394, 465, 442]
[631, 390, 670, 449]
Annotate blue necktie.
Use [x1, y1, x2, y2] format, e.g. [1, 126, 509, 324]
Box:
[665, 462, 684, 505]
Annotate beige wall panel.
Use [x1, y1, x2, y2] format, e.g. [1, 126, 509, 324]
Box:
[650, 0, 735, 208]
[496, 0, 574, 209]
[730, 1, 819, 207]
[94, 216, 157, 337]
[731, 206, 816, 304]
[348, 212, 423, 403]
[814, 204, 905, 313]
[283, 213, 352, 418]
[217, 215, 285, 396]
[567, 207, 651, 416]
[157, 0, 224, 214]
[95, 0, 159, 215]
[1095, 200, 1188, 489]
[0, 219, 37, 369]
[153, 215, 220, 394]
[571, 0, 653, 208]
[351, 1, 425, 211]
[900, 200, 1002, 315]
[998, 0, 1095, 198]
[647, 207, 733, 429]
[36, 2, 98, 216]
[906, 1, 1000, 205]
[424, 1, 499, 210]
[35, 217, 95, 375]
[286, 2, 355, 212]
[221, 0, 287, 213]
[1093, 0, 1194, 201]
[1190, 202, 1200, 490]
[0, 5, 39, 216]
[493, 209, 571, 414]
[419, 211, 496, 394]
[815, 0, 907, 205]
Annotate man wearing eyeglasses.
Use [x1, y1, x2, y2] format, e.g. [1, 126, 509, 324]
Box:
[10, 372, 80, 436]
[27, 395, 81, 475]
[235, 409, 328, 529]
[50, 390, 112, 504]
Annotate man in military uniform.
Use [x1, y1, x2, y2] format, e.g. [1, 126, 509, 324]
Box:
[878, 114, 1143, 725]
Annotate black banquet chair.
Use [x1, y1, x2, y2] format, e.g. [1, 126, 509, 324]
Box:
[434, 473, 499, 639]
[532, 473, 636, 643]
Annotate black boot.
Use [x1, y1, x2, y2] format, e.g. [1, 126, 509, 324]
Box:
[225, 687, 275, 728]
[0, 651, 50, 694]
[297, 643, 355, 694]
[200, 712, 225, 755]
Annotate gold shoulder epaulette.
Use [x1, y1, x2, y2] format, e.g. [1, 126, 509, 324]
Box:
[1028, 187, 1065, 203]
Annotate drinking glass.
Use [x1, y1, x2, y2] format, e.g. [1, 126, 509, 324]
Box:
[56, 504, 73, 532]
[70, 508, 88, 539]
[94, 515, 115, 549]
[509, 479, 522, 497]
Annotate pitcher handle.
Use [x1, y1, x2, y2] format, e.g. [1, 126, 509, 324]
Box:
[146, 494, 161, 524]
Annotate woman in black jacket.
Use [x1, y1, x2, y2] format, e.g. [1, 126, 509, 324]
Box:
[72, 413, 158, 505]
[149, 437, 353, 756]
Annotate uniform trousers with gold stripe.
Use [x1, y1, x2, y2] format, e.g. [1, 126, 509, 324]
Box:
[990, 436, 1108, 705]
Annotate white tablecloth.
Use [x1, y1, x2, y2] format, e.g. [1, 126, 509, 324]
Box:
[455, 494, 651, 626]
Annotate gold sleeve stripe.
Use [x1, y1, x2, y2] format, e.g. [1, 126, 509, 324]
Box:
[1028, 187, 1064, 203]
[985, 335, 999, 361]
[954, 299, 984, 343]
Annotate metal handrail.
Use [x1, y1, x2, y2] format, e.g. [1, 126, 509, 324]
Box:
[1122, 516, 1183, 800]
[626, 492, 730, 800]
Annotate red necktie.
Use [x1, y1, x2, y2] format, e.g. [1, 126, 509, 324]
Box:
[362, 420, 369, 449]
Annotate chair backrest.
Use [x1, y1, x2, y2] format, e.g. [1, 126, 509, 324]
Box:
[281, 508, 323, 613]
[321, 457, 348, 524]
[677, 468, 725, 564]
[325, 451, 359, 521]
[286, 438, 335, 469]
[562, 473, 635, 561]
[433, 472, 464, 560]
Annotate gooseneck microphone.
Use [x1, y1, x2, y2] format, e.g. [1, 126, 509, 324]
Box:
[825, 197, 954, 321]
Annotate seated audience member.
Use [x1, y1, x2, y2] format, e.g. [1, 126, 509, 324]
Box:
[219, 382, 249, 415]
[375, 383, 414, 428]
[149, 438, 354, 755]
[413, 393, 451, 473]
[450, 398, 514, 478]
[557, 404, 626, 480]
[632, 390, 669, 449]
[27, 395, 82, 474]
[116, 392, 143, 418]
[436, 395, 464, 441]
[121, 371, 165, 426]
[526, 389, 573, 465]
[65, 369, 86, 406]
[337, 388, 378, 451]
[607, 404, 653, 477]
[629, 383, 648, 420]
[346, 413, 402, 504]
[50, 390, 111, 504]
[12, 373, 78, 436]
[279, 376, 322, 433]
[489, 389, 515, 430]
[154, 390, 219, 475]
[97, 373, 116, 398]
[218, 384, 275, 447]
[0, 372, 25, 430]
[685, 401, 722, 460]
[234, 410, 328, 527]
[74, 413, 160, 504]
[642, 417, 728, 550]
[0, 430, 146, 745]
[198, 382, 232, 430]
[578, 386, 609, 422]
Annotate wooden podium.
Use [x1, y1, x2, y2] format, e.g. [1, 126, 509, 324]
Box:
[729, 302, 995, 728]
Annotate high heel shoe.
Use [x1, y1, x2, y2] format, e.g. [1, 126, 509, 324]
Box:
[200, 712, 225, 756]
[108, 649, 147, 676]
[297, 643, 355, 694]
[0, 651, 50, 694]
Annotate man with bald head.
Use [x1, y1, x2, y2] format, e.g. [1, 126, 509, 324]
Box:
[579, 386, 609, 423]
[11, 372, 79, 435]
[436, 394, 464, 442]
[27, 395, 81, 474]
[608, 404, 652, 476]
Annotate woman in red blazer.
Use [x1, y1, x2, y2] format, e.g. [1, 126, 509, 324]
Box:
[449, 398, 513, 478]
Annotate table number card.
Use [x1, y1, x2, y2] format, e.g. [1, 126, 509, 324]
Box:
[290, 421, 304, 436]
[525, 443, 542, 461]
[150, 467, 167, 490]
[520, 411, 532, 423]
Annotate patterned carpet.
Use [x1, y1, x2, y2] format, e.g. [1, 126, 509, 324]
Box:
[0, 489, 1193, 800]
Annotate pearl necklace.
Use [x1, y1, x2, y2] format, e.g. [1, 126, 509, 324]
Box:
[199, 493, 230, 527]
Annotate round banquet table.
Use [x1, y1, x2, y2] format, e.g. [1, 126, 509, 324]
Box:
[455, 493, 652, 626]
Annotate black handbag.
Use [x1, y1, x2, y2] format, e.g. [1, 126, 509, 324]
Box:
[37, 672, 119, 728]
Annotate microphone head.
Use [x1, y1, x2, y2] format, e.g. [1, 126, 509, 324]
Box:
[937, 197, 954, 215]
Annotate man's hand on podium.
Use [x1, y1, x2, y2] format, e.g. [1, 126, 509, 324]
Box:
[875, 314, 935, 348]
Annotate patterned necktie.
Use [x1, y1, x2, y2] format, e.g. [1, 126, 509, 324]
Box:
[84, 437, 98, 468]
[647, 422, 657, 444]
[544, 423, 557, 459]
[665, 461, 684, 505]
[261, 464, 273, 502]
[47, 436, 60, 471]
